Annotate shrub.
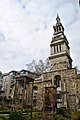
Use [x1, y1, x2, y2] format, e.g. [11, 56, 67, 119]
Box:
[55, 114, 66, 120]
[32, 112, 43, 120]
[56, 107, 70, 118]
[71, 111, 80, 120]
[23, 114, 30, 120]
[0, 114, 9, 120]
[50, 112, 56, 120]
[9, 110, 24, 120]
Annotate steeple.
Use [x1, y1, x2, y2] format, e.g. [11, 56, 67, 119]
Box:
[56, 13, 60, 22]
[49, 15, 72, 71]
[53, 14, 64, 35]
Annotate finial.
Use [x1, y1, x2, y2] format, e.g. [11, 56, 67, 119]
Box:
[56, 13, 60, 23]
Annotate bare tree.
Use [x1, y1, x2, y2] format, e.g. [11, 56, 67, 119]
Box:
[26, 58, 51, 75]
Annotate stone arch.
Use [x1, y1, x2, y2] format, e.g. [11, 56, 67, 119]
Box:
[54, 75, 61, 88]
[33, 86, 38, 91]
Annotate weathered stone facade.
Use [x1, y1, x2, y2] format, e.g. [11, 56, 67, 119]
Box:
[32, 15, 80, 111]
[13, 75, 34, 108]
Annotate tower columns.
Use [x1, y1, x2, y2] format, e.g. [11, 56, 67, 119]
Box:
[49, 15, 72, 71]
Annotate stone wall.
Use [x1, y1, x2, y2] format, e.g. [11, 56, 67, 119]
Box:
[34, 67, 80, 110]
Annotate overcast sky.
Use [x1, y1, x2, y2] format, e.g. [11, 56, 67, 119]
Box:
[0, 0, 80, 73]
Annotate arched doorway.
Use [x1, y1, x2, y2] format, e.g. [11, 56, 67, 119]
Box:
[54, 75, 61, 88]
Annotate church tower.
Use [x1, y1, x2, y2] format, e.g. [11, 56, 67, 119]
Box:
[49, 14, 72, 71]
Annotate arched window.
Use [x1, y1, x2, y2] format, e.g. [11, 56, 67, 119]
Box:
[54, 75, 61, 88]
[33, 86, 38, 91]
[33, 86, 38, 108]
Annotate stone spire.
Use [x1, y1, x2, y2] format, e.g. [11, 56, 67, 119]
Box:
[56, 13, 60, 22]
[49, 14, 72, 71]
[53, 14, 64, 34]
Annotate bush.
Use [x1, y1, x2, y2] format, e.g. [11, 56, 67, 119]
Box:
[9, 110, 24, 120]
[56, 107, 70, 118]
[24, 113, 31, 120]
[55, 114, 66, 120]
[30, 112, 43, 120]
[71, 111, 80, 120]
[0, 114, 9, 120]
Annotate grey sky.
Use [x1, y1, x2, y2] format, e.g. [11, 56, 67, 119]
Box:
[0, 0, 80, 72]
